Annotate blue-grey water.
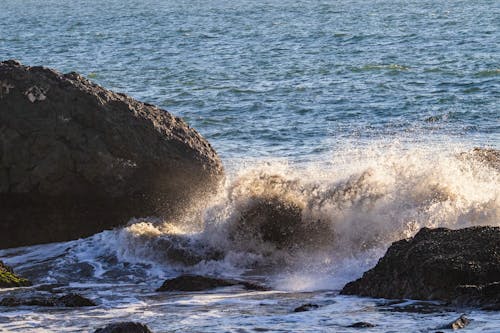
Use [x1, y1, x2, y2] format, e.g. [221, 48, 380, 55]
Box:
[1, 0, 499, 332]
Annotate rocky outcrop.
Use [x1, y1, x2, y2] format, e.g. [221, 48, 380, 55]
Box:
[156, 274, 267, 292]
[0, 261, 31, 288]
[341, 227, 500, 310]
[0, 293, 96, 307]
[0, 60, 223, 248]
[94, 322, 153, 333]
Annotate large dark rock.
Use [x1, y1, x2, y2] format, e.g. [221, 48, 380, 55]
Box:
[0, 60, 223, 248]
[0, 261, 31, 288]
[341, 227, 500, 310]
[94, 322, 153, 333]
[156, 274, 267, 292]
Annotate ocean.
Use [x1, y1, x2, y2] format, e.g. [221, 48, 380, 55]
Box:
[0, 0, 499, 331]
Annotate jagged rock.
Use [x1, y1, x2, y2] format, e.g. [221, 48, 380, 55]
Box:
[0, 293, 96, 307]
[293, 303, 319, 312]
[0, 261, 31, 288]
[439, 315, 470, 330]
[347, 322, 376, 328]
[94, 322, 153, 333]
[0, 60, 223, 249]
[341, 227, 500, 310]
[156, 274, 268, 292]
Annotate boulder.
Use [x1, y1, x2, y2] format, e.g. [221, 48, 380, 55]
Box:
[94, 322, 153, 333]
[156, 274, 267, 292]
[0, 60, 223, 248]
[341, 227, 500, 310]
[0, 261, 31, 288]
[0, 293, 96, 307]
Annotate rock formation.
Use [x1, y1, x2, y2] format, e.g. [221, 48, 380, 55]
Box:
[0, 60, 223, 248]
[341, 227, 500, 310]
[0, 293, 96, 307]
[0, 261, 31, 288]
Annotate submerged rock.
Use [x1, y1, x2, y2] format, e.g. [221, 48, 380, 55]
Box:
[341, 227, 500, 310]
[94, 322, 153, 333]
[0, 261, 31, 288]
[347, 322, 376, 328]
[156, 274, 268, 292]
[293, 303, 319, 312]
[0, 293, 96, 307]
[0, 60, 223, 249]
[439, 315, 470, 330]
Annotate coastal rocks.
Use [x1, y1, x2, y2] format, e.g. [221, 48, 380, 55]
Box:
[341, 227, 500, 309]
[293, 303, 319, 312]
[0, 293, 96, 307]
[0, 60, 223, 249]
[156, 274, 267, 292]
[226, 174, 334, 251]
[0, 261, 31, 288]
[94, 322, 153, 333]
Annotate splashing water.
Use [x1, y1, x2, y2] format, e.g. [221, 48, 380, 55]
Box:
[6, 142, 493, 289]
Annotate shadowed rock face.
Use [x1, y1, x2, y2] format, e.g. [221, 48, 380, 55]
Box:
[0, 60, 223, 249]
[341, 226, 500, 310]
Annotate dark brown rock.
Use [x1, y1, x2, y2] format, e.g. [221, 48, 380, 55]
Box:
[293, 303, 319, 312]
[0, 261, 31, 288]
[0, 293, 96, 307]
[156, 274, 267, 292]
[94, 322, 153, 333]
[0, 60, 223, 249]
[341, 227, 500, 310]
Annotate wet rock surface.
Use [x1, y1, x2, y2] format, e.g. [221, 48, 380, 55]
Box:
[293, 303, 319, 312]
[0, 60, 223, 249]
[94, 322, 153, 333]
[459, 147, 500, 170]
[156, 274, 268, 292]
[0, 293, 96, 307]
[439, 315, 470, 330]
[341, 227, 500, 310]
[0, 261, 31, 288]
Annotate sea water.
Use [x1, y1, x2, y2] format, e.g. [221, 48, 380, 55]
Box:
[0, 0, 499, 332]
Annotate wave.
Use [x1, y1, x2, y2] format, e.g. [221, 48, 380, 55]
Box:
[2, 142, 498, 291]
